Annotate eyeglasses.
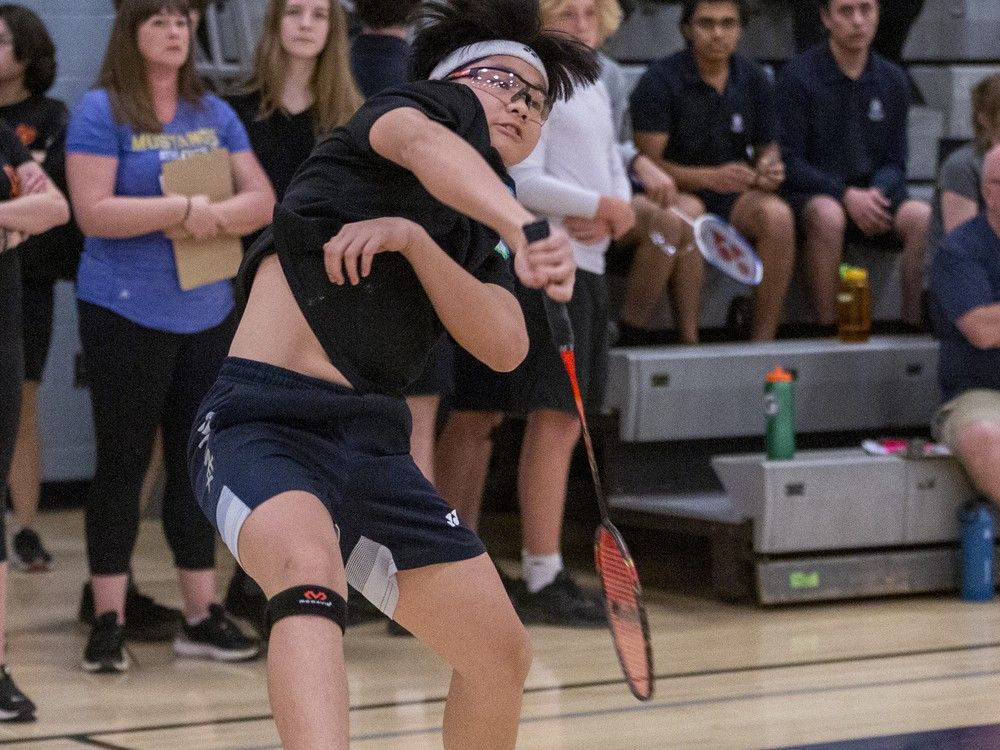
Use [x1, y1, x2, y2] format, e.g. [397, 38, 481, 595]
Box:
[0, 35, 12, 47]
[448, 66, 552, 123]
[691, 17, 740, 31]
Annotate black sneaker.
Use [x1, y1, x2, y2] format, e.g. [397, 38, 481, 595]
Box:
[81, 612, 129, 673]
[0, 666, 35, 722]
[11, 528, 52, 572]
[173, 604, 261, 662]
[515, 570, 607, 628]
[223, 568, 267, 639]
[79, 581, 181, 642]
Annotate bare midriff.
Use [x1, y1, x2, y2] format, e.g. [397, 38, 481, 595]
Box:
[228, 254, 353, 388]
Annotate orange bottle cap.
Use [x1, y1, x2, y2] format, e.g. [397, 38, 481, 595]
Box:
[766, 367, 793, 383]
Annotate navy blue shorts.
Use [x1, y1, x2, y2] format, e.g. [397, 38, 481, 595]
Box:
[188, 358, 486, 616]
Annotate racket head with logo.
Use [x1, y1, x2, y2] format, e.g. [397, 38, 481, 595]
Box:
[595, 522, 654, 701]
[692, 213, 763, 286]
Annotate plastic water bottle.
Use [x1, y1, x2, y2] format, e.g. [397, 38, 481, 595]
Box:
[764, 367, 795, 460]
[960, 500, 995, 601]
[836, 267, 871, 343]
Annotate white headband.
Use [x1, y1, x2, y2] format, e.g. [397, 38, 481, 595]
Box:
[428, 40, 549, 88]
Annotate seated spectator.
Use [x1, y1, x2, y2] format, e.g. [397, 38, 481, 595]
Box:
[630, 0, 795, 340]
[929, 145, 1000, 507]
[928, 73, 1000, 266]
[348, 0, 419, 98]
[791, 0, 925, 64]
[777, 0, 929, 327]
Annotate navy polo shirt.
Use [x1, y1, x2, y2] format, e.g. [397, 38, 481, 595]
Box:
[930, 214, 1000, 402]
[629, 49, 775, 212]
[777, 43, 909, 203]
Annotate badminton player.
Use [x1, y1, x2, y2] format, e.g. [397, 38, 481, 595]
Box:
[188, 0, 597, 746]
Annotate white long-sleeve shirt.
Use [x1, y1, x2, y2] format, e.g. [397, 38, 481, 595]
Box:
[509, 80, 632, 274]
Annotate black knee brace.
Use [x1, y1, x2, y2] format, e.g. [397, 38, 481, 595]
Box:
[266, 585, 347, 639]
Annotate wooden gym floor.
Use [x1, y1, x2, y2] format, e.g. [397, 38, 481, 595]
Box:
[2, 510, 1000, 749]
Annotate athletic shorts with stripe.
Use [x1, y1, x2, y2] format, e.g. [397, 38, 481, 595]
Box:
[188, 357, 486, 618]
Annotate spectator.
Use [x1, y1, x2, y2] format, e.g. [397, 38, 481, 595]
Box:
[349, 0, 419, 98]
[777, 0, 929, 327]
[929, 145, 1000, 508]
[66, 0, 273, 673]
[0, 3, 70, 572]
[597, 9, 704, 345]
[791, 0, 925, 64]
[223, 0, 362, 635]
[927, 73, 1000, 267]
[437, 0, 644, 629]
[0, 121, 70, 722]
[630, 0, 795, 340]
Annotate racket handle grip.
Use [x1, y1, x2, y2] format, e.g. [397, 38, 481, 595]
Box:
[523, 220, 575, 351]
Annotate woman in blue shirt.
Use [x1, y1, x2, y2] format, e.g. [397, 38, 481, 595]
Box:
[65, 0, 274, 674]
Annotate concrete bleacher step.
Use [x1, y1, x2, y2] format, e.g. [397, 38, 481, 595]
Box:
[604, 335, 939, 443]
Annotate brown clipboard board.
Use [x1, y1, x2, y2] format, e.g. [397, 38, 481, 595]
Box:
[160, 148, 242, 291]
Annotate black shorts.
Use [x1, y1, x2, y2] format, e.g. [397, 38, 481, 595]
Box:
[20, 277, 54, 382]
[787, 186, 907, 251]
[702, 191, 739, 223]
[513, 269, 608, 415]
[189, 358, 486, 616]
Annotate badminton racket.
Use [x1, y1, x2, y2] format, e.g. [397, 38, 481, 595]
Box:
[661, 207, 763, 286]
[524, 219, 654, 702]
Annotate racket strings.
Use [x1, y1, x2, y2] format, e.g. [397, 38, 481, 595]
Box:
[596, 529, 653, 699]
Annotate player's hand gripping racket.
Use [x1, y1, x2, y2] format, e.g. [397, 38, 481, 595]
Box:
[524, 219, 655, 702]
[650, 207, 763, 286]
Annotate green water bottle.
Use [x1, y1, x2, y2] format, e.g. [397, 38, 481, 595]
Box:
[765, 367, 795, 460]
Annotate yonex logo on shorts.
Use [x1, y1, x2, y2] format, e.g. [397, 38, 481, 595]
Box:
[445, 510, 459, 527]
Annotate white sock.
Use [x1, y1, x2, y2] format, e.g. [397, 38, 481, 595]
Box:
[522, 551, 563, 593]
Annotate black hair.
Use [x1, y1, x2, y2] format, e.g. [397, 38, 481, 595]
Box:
[355, 0, 420, 30]
[679, 0, 747, 28]
[113, 0, 208, 9]
[0, 4, 55, 95]
[409, 0, 599, 103]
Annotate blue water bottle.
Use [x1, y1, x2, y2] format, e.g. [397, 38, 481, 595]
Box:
[960, 500, 995, 601]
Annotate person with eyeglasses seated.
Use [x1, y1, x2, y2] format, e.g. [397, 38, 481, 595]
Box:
[629, 0, 795, 340]
[777, 0, 929, 329]
[186, 0, 596, 744]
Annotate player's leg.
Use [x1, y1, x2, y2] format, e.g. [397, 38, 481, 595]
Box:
[393, 553, 532, 750]
[238, 491, 349, 750]
[893, 199, 931, 326]
[801, 195, 847, 325]
[729, 191, 795, 340]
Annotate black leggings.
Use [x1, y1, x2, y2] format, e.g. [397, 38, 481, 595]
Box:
[78, 301, 235, 575]
[0, 252, 20, 564]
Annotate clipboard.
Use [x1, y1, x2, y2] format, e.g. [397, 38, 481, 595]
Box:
[160, 148, 242, 290]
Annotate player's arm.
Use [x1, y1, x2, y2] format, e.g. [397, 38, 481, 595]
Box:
[368, 106, 570, 288]
[322, 216, 528, 372]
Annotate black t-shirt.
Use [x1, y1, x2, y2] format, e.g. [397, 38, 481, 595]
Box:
[0, 117, 30, 195]
[239, 80, 516, 396]
[225, 89, 316, 202]
[0, 95, 81, 280]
